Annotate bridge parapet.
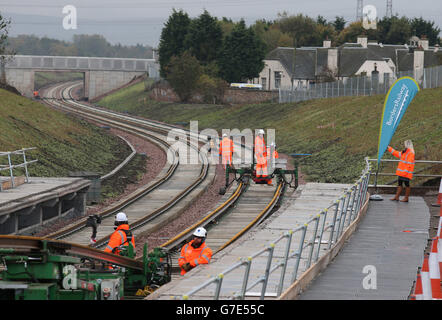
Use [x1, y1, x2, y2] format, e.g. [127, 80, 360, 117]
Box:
[4, 55, 157, 74]
[2, 55, 159, 99]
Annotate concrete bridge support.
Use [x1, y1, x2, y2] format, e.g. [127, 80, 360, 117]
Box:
[87, 70, 145, 101]
[4, 68, 35, 96]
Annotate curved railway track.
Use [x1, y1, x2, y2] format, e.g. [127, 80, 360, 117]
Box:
[40, 82, 211, 250]
[36, 81, 293, 280]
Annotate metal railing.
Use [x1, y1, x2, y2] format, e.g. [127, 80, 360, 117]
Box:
[279, 65, 442, 103]
[0, 148, 37, 191]
[366, 158, 442, 186]
[181, 159, 372, 300]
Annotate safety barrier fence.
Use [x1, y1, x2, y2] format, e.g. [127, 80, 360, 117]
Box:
[181, 159, 372, 300]
[279, 65, 442, 103]
[0, 148, 37, 191]
[411, 181, 442, 300]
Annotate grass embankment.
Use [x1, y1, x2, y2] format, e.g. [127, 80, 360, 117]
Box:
[96, 82, 442, 185]
[0, 88, 146, 201]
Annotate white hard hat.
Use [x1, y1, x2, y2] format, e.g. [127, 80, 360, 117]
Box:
[258, 129, 265, 135]
[223, 133, 227, 137]
[115, 212, 128, 222]
[193, 227, 207, 238]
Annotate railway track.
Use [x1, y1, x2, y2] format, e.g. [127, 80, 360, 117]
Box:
[38, 81, 294, 280]
[40, 82, 212, 250]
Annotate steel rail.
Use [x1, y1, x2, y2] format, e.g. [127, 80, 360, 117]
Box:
[215, 182, 284, 254]
[41, 82, 211, 252]
[0, 235, 143, 271]
[158, 181, 245, 252]
[41, 84, 180, 240]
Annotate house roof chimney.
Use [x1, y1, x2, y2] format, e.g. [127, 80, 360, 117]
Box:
[418, 35, 429, 50]
[323, 39, 332, 48]
[357, 35, 368, 48]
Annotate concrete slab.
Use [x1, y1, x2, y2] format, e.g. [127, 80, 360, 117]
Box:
[298, 196, 429, 300]
[0, 178, 90, 215]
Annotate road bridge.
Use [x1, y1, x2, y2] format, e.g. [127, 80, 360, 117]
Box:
[2, 55, 159, 100]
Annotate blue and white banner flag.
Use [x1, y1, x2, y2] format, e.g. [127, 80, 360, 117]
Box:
[377, 77, 420, 165]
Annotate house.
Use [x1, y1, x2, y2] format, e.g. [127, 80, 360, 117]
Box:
[251, 36, 442, 90]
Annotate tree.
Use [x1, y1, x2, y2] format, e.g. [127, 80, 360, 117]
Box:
[218, 20, 265, 83]
[260, 26, 293, 53]
[333, 16, 346, 32]
[165, 51, 202, 102]
[0, 12, 13, 85]
[184, 10, 223, 65]
[411, 17, 441, 45]
[276, 13, 322, 47]
[158, 9, 191, 77]
[316, 15, 327, 26]
[384, 16, 412, 45]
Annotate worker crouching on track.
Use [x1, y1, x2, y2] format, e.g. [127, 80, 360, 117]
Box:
[178, 227, 213, 275]
[388, 140, 415, 202]
[104, 212, 136, 255]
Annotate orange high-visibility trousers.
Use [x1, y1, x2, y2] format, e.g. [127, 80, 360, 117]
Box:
[255, 136, 268, 177]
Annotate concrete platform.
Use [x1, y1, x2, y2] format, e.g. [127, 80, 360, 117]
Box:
[0, 177, 91, 235]
[147, 182, 353, 300]
[298, 195, 430, 300]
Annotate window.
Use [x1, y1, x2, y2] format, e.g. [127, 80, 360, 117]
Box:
[274, 71, 282, 89]
[261, 77, 267, 90]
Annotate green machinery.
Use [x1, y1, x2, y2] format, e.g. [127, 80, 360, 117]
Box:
[219, 157, 299, 195]
[0, 236, 171, 300]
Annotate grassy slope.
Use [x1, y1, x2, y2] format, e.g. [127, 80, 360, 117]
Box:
[96, 82, 442, 184]
[0, 88, 131, 178]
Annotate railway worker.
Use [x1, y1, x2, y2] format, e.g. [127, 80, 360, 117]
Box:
[255, 129, 270, 184]
[33, 91, 39, 99]
[388, 140, 415, 202]
[104, 212, 136, 255]
[178, 227, 213, 275]
[270, 142, 279, 160]
[219, 133, 234, 169]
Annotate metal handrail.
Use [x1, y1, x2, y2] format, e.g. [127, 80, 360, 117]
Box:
[181, 159, 372, 300]
[366, 158, 442, 186]
[0, 148, 37, 190]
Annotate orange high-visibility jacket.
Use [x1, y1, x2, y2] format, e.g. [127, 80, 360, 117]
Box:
[219, 137, 233, 164]
[178, 240, 212, 275]
[255, 136, 267, 164]
[104, 224, 136, 255]
[387, 146, 415, 179]
[273, 150, 279, 159]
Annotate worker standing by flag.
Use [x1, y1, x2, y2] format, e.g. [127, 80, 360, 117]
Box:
[388, 140, 415, 202]
[219, 133, 234, 169]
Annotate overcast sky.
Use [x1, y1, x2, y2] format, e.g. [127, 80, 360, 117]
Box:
[1, 0, 441, 46]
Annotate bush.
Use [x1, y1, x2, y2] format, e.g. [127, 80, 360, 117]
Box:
[165, 51, 202, 102]
[197, 74, 227, 104]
